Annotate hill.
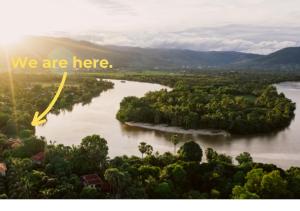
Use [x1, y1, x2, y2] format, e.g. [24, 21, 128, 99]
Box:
[1, 36, 300, 71]
[233, 47, 300, 71]
[0, 36, 262, 71]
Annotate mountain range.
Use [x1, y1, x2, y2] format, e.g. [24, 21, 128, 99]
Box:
[0, 36, 299, 71]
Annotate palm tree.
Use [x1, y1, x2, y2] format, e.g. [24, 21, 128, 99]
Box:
[104, 168, 126, 198]
[171, 134, 180, 154]
[138, 142, 147, 158]
[145, 145, 153, 156]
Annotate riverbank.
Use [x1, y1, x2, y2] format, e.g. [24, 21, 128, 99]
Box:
[36, 79, 300, 169]
[125, 122, 230, 137]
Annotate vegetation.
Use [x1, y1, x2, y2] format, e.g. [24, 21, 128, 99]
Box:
[117, 73, 295, 134]
[0, 134, 300, 199]
[0, 71, 299, 199]
[0, 72, 113, 137]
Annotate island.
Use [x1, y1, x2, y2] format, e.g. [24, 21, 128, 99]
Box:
[116, 73, 296, 134]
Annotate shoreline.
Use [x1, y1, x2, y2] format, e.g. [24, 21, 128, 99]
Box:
[125, 122, 230, 137]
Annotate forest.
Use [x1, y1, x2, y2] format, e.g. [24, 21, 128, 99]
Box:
[1, 134, 300, 199]
[116, 72, 296, 134]
[0, 71, 300, 199]
[0, 72, 113, 137]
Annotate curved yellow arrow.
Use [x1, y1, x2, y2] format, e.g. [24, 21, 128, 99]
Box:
[31, 72, 68, 126]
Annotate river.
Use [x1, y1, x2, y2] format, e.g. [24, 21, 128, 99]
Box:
[36, 80, 300, 169]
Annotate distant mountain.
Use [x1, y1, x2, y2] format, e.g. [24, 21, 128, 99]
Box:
[102, 46, 262, 69]
[0, 36, 262, 71]
[232, 47, 300, 71]
[0, 36, 299, 71]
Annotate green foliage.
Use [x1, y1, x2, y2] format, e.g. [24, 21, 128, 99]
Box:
[11, 136, 46, 158]
[1, 133, 300, 199]
[81, 135, 108, 168]
[236, 152, 253, 165]
[178, 141, 202, 162]
[232, 186, 259, 199]
[0, 193, 8, 199]
[210, 189, 221, 199]
[138, 165, 160, 180]
[244, 168, 264, 193]
[19, 130, 34, 139]
[286, 167, 300, 198]
[71, 135, 108, 175]
[206, 148, 232, 164]
[260, 170, 288, 198]
[116, 74, 295, 134]
[0, 72, 300, 199]
[232, 168, 289, 199]
[0, 72, 113, 137]
[138, 142, 153, 158]
[104, 168, 130, 197]
[153, 182, 174, 199]
[80, 186, 102, 199]
[161, 163, 187, 193]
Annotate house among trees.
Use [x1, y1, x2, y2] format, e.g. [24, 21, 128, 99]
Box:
[0, 162, 7, 176]
[31, 152, 45, 165]
[81, 174, 110, 192]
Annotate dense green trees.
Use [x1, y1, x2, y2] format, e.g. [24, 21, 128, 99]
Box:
[205, 148, 233, 164]
[178, 141, 202, 162]
[232, 168, 289, 199]
[1, 134, 300, 199]
[0, 72, 113, 138]
[11, 136, 46, 158]
[104, 168, 129, 197]
[0, 72, 300, 199]
[117, 77, 295, 134]
[286, 167, 300, 198]
[236, 152, 253, 165]
[79, 135, 109, 172]
[0, 74, 113, 198]
[2, 134, 110, 199]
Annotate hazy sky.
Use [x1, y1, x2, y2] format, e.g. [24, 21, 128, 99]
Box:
[1, 0, 300, 54]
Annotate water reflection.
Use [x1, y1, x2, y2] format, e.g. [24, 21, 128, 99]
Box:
[36, 80, 300, 169]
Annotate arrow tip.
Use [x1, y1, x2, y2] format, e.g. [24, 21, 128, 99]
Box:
[31, 112, 47, 126]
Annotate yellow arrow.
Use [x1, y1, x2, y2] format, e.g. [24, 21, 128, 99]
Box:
[31, 72, 68, 126]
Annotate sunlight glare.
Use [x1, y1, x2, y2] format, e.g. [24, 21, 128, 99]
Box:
[0, 32, 23, 46]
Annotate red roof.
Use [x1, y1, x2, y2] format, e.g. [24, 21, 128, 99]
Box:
[81, 174, 111, 192]
[82, 174, 103, 185]
[31, 152, 45, 162]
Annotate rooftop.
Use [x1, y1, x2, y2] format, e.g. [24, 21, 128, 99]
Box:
[81, 174, 103, 186]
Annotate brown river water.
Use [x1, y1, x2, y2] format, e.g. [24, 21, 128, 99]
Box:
[36, 80, 300, 169]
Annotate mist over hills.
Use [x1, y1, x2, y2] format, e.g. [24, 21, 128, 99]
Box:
[234, 47, 300, 71]
[0, 36, 299, 71]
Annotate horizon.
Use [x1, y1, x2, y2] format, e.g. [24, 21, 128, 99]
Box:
[10, 35, 300, 56]
[2, 0, 300, 203]
[1, 0, 300, 54]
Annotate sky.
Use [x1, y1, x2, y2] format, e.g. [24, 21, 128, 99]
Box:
[0, 0, 300, 54]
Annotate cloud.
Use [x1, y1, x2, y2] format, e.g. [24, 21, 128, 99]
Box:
[72, 25, 300, 54]
[142, 35, 297, 55]
[8, 0, 296, 54]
